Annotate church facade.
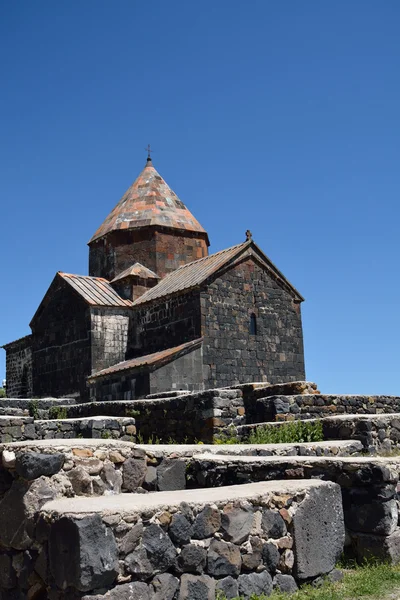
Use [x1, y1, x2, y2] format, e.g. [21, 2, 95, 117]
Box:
[3, 156, 306, 400]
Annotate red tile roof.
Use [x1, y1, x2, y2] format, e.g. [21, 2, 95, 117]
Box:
[89, 159, 209, 244]
[59, 273, 132, 307]
[111, 262, 160, 283]
[133, 239, 304, 306]
[87, 338, 203, 381]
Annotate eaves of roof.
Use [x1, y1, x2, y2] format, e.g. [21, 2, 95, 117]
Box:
[87, 338, 203, 382]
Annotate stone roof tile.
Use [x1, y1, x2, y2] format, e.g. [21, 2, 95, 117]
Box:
[90, 159, 208, 244]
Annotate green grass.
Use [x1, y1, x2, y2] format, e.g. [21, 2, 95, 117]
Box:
[49, 406, 68, 420]
[246, 420, 324, 445]
[217, 562, 400, 600]
[0, 387, 6, 398]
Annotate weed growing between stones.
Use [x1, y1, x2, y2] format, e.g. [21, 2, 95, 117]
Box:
[28, 399, 39, 419]
[246, 420, 323, 445]
[48, 406, 68, 420]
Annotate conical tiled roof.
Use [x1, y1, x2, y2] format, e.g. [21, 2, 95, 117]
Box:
[89, 158, 208, 244]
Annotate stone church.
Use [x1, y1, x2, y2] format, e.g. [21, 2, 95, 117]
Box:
[3, 155, 306, 400]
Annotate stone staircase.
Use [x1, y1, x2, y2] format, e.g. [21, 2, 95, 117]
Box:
[1, 381, 400, 598]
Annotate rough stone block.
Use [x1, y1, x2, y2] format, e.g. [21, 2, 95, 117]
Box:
[178, 543, 207, 573]
[273, 573, 298, 593]
[49, 514, 119, 592]
[156, 459, 186, 491]
[178, 574, 215, 600]
[142, 523, 176, 571]
[345, 498, 398, 535]
[221, 505, 254, 544]
[293, 482, 344, 580]
[122, 458, 147, 491]
[261, 509, 287, 538]
[353, 529, 400, 564]
[238, 571, 273, 598]
[216, 575, 239, 599]
[15, 452, 64, 480]
[192, 506, 221, 539]
[151, 572, 180, 600]
[169, 514, 193, 545]
[207, 539, 241, 577]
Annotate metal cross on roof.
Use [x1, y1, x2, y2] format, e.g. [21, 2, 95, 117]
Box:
[145, 144, 153, 159]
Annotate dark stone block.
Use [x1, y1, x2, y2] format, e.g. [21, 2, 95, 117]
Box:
[49, 514, 118, 592]
[157, 459, 186, 491]
[193, 506, 221, 539]
[169, 514, 193, 545]
[15, 452, 64, 480]
[221, 505, 253, 544]
[216, 575, 239, 599]
[345, 499, 398, 535]
[207, 539, 241, 577]
[238, 571, 273, 598]
[262, 542, 280, 574]
[261, 509, 287, 538]
[178, 544, 207, 573]
[152, 573, 180, 600]
[122, 458, 147, 491]
[178, 574, 215, 600]
[273, 573, 298, 593]
[142, 523, 177, 571]
[292, 483, 344, 580]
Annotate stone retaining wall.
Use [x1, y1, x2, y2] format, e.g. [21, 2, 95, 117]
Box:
[33, 480, 343, 599]
[248, 394, 400, 423]
[185, 453, 400, 564]
[49, 388, 245, 443]
[0, 416, 136, 443]
[238, 413, 400, 453]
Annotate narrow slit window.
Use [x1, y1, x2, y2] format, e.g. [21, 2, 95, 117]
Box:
[250, 313, 257, 335]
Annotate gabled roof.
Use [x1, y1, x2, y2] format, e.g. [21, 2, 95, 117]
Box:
[30, 273, 131, 327]
[58, 273, 132, 307]
[87, 338, 203, 381]
[111, 262, 160, 283]
[133, 240, 304, 306]
[89, 158, 209, 244]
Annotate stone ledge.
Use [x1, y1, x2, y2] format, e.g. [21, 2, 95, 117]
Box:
[139, 439, 362, 458]
[41, 478, 338, 515]
[239, 413, 400, 452]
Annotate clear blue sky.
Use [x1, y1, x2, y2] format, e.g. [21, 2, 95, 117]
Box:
[1, 1, 399, 394]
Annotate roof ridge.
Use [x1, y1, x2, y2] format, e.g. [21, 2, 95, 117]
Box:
[173, 241, 248, 272]
[58, 272, 110, 283]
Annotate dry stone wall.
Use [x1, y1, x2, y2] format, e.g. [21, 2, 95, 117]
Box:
[36, 480, 344, 599]
[248, 394, 400, 423]
[0, 416, 136, 443]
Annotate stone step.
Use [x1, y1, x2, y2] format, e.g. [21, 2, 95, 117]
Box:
[239, 412, 400, 453]
[245, 394, 400, 424]
[38, 479, 343, 599]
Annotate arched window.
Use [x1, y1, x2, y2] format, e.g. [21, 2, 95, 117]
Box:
[249, 313, 257, 335]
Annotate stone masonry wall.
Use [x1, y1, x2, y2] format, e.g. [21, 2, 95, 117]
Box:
[49, 389, 245, 443]
[201, 257, 305, 389]
[37, 480, 343, 599]
[92, 346, 205, 401]
[89, 227, 208, 281]
[3, 335, 32, 398]
[129, 291, 201, 357]
[186, 453, 400, 564]
[0, 415, 136, 443]
[90, 307, 130, 373]
[247, 394, 400, 423]
[31, 279, 92, 399]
